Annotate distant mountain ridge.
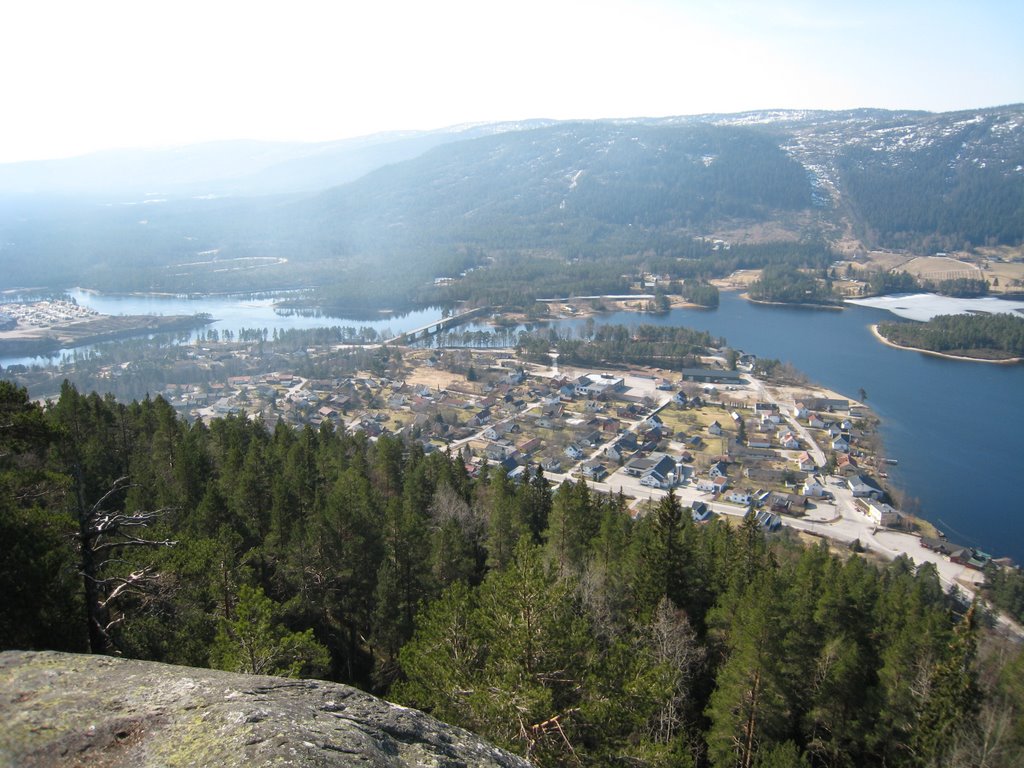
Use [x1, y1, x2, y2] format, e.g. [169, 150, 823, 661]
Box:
[0, 120, 558, 198]
[0, 106, 1020, 301]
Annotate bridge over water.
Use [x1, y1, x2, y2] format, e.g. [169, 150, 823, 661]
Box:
[388, 306, 490, 345]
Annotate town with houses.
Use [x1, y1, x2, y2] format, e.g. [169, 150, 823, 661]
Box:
[1, 296, 1001, 595]
[0, 298, 100, 330]
[44, 332, 992, 587]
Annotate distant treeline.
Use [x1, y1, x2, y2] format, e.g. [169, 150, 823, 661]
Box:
[866, 271, 991, 299]
[423, 241, 834, 311]
[517, 323, 723, 369]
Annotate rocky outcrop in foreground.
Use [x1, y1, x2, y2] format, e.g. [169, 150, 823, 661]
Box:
[0, 651, 531, 767]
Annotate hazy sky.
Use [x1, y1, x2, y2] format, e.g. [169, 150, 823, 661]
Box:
[1, 0, 1021, 163]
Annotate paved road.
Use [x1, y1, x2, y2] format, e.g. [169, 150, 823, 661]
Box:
[747, 375, 826, 467]
[454, 368, 1023, 641]
[558, 462, 1023, 640]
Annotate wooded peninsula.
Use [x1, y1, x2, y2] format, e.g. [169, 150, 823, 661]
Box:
[875, 313, 1024, 362]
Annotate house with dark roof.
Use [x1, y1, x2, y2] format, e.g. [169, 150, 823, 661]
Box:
[638, 454, 680, 489]
[691, 501, 713, 522]
[709, 460, 729, 479]
[605, 443, 628, 463]
[848, 474, 883, 499]
[580, 461, 609, 481]
[831, 435, 851, 453]
[540, 456, 563, 473]
[949, 547, 993, 570]
[680, 368, 744, 384]
[564, 443, 585, 460]
[497, 456, 520, 474]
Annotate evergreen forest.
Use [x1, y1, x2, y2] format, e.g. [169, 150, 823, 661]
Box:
[876, 313, 1024, 360]
[3, 379, 1023, 767]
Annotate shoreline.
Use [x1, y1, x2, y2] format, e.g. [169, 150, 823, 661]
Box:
[742, 293, 845, 311]
[500, 296, 711, 323]
[0, 315, 213, 359]
[869, 324, 1024, 364]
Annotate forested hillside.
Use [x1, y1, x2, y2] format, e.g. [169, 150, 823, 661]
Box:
[1, 107, 1020, 310]
[830, 110, 1024, 251]
[3, 379, 1023, 767]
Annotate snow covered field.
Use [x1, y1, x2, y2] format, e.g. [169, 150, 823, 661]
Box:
[847, 293, 1024, 322]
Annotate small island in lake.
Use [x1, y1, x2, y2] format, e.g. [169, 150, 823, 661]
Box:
[745, 265, 844, 309]
[874, 312, 1024, 363]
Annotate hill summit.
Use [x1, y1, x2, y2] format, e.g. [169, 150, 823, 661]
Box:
[0, 651, 531, 767]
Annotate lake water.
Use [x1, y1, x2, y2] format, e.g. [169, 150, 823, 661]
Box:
[0, 290, 443, 367]
[552, 292, 1024, 564]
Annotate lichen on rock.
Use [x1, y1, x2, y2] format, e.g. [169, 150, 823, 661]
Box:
[0, 651, 532, 767]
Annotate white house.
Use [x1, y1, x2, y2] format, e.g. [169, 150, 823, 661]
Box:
[802, 477, 826, 497]
[727, 490, 752, 505]
[641, 413, 664, 430]
[831, 435, 850, 453]
[574, 373, 624, 398]
[691, 501, 713, 522]
[483, 423, 510, 441]
[638, 454, 680, 489]
[779, 432, 800, 450]
[866, 500, 901, 527]
[580, 461, 609, 481]
[796, 451, 816, 472]
[640, 472, 669, 489]
[541, 457, 562, 473]
[848, 474, 883, 499]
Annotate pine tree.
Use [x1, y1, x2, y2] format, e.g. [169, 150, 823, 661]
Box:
[706, 576, 789, 768]
[912, 603, 981, 764]
[210, 584, 328, 677]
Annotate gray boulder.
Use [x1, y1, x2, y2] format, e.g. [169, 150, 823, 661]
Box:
[0, 651, 532, 767]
